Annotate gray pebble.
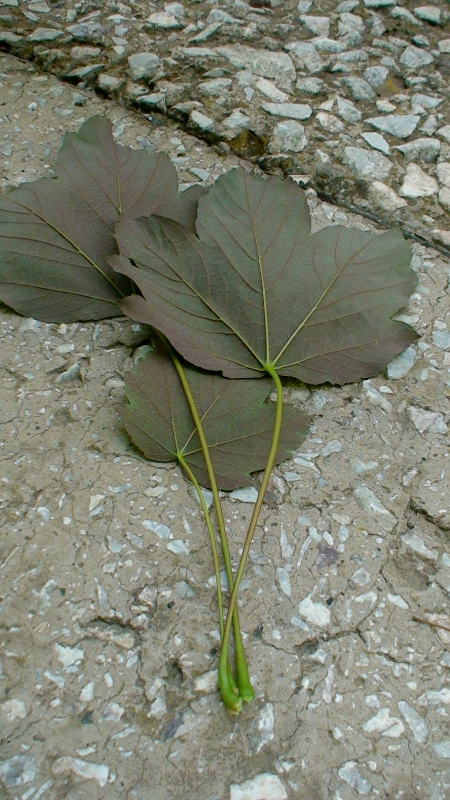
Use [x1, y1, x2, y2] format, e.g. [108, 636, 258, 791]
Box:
[363, 65, 389, 88]
[295, 77, 325, 95]
[189, 109, 215, 131]
[394, 138, 440, 162]
[222, 110, 251, 129]
[67, 21, 104, 44]
[414, 5, 442, 25]
[343, 146, 393, 179]
[366, 115, 419, 138]
[286, 41, 325, 74]
[342, 76, 376, 102]
[399, 46, 434, 68]
[0, 755, 36, 788]
[390, 6, 420, 24]
[215, 45, 296, 90]
[27, 27, 64, 42]
[268, 120, 308, 153]
[262, 102, 312, 120]
[97, 74, 123, 93]
[197, 78, 232, 97]
[337, 96, 361, 122]
[386, 346, 416, 378]
[353, 485, 397, 531]
[361, 131, 390, 154]
[128, 53, 160, 81]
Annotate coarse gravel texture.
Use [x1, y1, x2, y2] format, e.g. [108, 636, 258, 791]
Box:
[0, 20, 450, 800]
[0, 0, 450, 251]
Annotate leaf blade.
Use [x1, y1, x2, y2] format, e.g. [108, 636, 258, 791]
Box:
[122, 344, 310, 490]
[115, 167, 418, 384]
[55, 116, 199, 227]
[0, 116, 200, 321]
[112, 218, 264, 376]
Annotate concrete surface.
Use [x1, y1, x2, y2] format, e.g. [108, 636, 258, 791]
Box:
[0, 41, 450, 800]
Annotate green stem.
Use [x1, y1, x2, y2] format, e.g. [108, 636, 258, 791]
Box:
[157, 333, 252, 709]
[218, 363, 283, 710]
[177, 454, 224, 637]
[178, 455, 239, 696]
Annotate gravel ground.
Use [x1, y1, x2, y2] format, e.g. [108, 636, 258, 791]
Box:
[0, 0, 450, 252]
[0, 14, 450, 800]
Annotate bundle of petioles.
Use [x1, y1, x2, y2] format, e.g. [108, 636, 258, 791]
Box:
[0, 117, 418, 712]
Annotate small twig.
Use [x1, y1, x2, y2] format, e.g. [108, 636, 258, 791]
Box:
[412, 615, 450, 634]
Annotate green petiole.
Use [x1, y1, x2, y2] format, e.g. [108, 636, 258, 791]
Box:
[158, 333, 253, 707]
[177, 453, 238, 694]
[218, 363, 284, 711]
[177, 454, 225, 636]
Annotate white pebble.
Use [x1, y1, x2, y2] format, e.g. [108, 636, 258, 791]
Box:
[363, 383, 393, 413]
[190, 109, 215, 131]
[230, 486, 258, 503]
[350, 568, 370, 587]
[37, 506, 51, 522]
[142, 520, 171, 539]
[89, 494, 105, 511]
[56, 343, 75, 354]
[397, 701, 428, 743]
[52, 757, 109, 788]
[276, 567, 291, 597]
[365, 695, 380, 708]
[353, 591, 377, 607]
[298, 596, 330, 627]
[194, 670, 218, 694]
[44, 670, 65, 688]
[280, 523, 293, 559]
[0, 755, 36, 788]
[432, 330, 450, 350]
[55, 643, 84, 668]
[251, 703, 275, 754]
[100, 702, 124, 722]
[353, 486, 396, 531]
[337, 761, 371, 795]
[407, 406, 448, 434]
[433, 741, 450, 759]
[401, 532, 438, 561]
[417, 688, 450, 706]
[283, 471, 300, 482]
[363, 708, 405, 737]
[79, 682, 95, 702]
[174, 580, 195, 598]
[387, 593, 408, 609]
[321, 440, 342, 456]
[148, 697, 166, 718]
[144, 485, 166, 498]
[350, 459, 378, 475]
[230, 772, 287, 800]
[1, 699, 26, 722]
[167, 540, 190, 556]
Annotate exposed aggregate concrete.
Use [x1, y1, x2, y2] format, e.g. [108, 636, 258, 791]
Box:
[0, 0, 450, 251]
[0, 7, 450, 798]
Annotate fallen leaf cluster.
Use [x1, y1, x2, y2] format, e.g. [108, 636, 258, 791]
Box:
[0, 116, 418, 711]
